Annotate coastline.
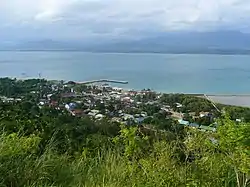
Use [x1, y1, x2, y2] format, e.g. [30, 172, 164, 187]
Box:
[102, 84, 250, 108]
[184, 93, 250, 107]
[204, 95, 250, 108]
[1, 50, 250, 56]
[5, 77, 250, 108]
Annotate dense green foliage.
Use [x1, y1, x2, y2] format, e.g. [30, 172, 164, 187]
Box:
[0, 78, 49, 97]
[160, 93, 250, 123]
[223, 105, 250, 122]
[160, 94, 216, 113]
[0, 100, 250, 186]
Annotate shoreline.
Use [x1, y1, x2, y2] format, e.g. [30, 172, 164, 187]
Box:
[1, 50, 250, 56]
[4, 77, 250, 108]
[204, 95, 250, 108]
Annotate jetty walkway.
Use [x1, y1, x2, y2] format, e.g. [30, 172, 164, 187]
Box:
[66, 79, 128, 85]
[77, 79, 128, 84]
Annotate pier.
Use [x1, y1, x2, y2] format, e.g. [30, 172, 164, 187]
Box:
[75, 79, 128, 85]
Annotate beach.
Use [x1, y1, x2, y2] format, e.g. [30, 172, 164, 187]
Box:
[206, 95, 250, 108]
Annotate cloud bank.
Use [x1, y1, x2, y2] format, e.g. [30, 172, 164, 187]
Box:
[0, 0, 250, 40]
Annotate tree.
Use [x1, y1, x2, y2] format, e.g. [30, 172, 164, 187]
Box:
[113, 125, 150, 160]
[217, 115, 250, 187]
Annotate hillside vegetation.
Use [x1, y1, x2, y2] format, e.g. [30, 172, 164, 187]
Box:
[0, 78, 249, 186]
[0, 109, 249, 186]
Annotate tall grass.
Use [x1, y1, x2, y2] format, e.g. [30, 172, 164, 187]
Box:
[0, 134, 238, 187]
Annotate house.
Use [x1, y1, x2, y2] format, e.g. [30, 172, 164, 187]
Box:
[135, 117, 145, 124]
[164, 105, 171, 109]
[123, 114, 134, 121]
[199, 125, 216, 132]
[65, 103, 77, 111]
[0, 96, 7, 101]
[90, 110, 100, 114]
[209, 137, 218, 145]
[6, 98, 15, 102]
[178, 119, 190, 126]
[189, 112, 196, 117]
[146, 101, 157, 105]
[176, 103, 183, 108]
[113, 87, 123, 92]
[135, 114, 140, 118]
[75, 100, 83, 104]
[87, 112, 96, 117]
[122, 97, 132, 103]
[84, 109, 91, 113]
[199, 112, 212, 118]
[72, 109, 85, 117]
[161, 107, 170, 112]
[39, 101, 45, 106]
[50, 101, 58, 107]
[61, 93, 77, 98]
[47, 94, 53, 100]
[30, 91, 38, 94]
[141, 113, 147, 118]
[51, 85, 58, 91]
[236, 119, 242, 122]
[189, 123, 200, 128]
[95, 114, 104, 119]
[111, 117, 121, 123]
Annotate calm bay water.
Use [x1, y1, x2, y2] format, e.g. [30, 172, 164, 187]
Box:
[0, 51, 250, 94]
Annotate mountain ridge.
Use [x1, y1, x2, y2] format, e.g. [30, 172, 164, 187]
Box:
[1, 31, 250, 54]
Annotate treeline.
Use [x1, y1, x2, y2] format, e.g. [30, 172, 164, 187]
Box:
[223, 105, 250, 122]
[161, 93, 250, 122]
[0, 78, 48, 97]
[0, 100, 250, 186]
[160, 94, 219, 114]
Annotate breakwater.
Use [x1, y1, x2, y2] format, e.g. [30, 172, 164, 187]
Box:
[77, 79, 128, 84]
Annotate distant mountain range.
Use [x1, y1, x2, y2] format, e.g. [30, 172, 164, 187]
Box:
[1, 31, 250, 54]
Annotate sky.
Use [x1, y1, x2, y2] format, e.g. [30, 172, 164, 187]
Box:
[0, 0, 250, 41]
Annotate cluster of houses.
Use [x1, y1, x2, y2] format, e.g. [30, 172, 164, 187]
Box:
[178, 119, 217, 132]
[0, 96, 22, 103]
[61, 84, 152, 125]
[0, 80, 222, 131]
[47, 83, 218, 130]
[29, 81, 220, 130]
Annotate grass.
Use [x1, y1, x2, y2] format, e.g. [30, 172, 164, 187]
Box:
[0, 131, 240, 187]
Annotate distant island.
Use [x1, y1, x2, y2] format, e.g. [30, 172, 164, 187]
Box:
[1, 49, 250, 55]
[1, 30, 250, 55]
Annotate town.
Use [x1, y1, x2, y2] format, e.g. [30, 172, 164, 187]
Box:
[0, 77, 249, 187]
[0, 77, 237, 132]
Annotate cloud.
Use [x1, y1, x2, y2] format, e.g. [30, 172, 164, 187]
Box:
[1, 0, 250, 40]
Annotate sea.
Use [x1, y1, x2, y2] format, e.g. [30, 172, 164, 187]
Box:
[1, 51, 250, 94]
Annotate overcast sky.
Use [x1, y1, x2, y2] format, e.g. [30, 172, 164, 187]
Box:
[0, 0, 250, 41]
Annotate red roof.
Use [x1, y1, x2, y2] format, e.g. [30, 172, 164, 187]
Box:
[72, 109, 84, 115]
[50, 101, 58, 106]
